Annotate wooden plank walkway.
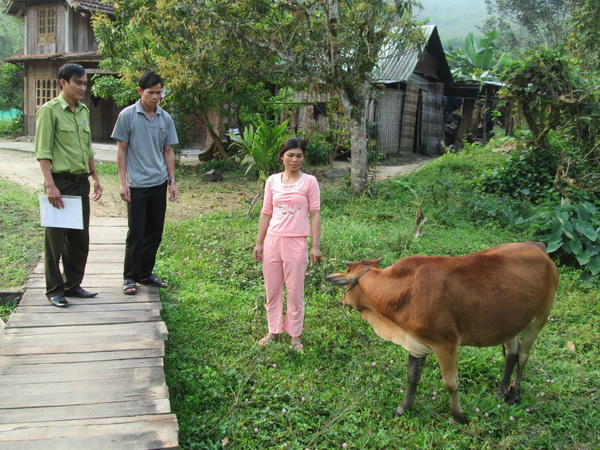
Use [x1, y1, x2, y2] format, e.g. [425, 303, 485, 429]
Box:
[0, 217, 179, 449]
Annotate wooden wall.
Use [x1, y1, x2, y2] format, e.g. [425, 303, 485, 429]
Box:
[23, 61, 119, 140]
[420, 84, 445, 155]
[374, 82, 446, 156]
[375, 88, 404, 157]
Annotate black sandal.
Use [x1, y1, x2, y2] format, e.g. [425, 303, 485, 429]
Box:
[139, 274, 168, 288]
[123, 279, 137, 295]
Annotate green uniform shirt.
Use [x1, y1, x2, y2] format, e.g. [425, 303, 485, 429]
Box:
[35, 93, 94, 174]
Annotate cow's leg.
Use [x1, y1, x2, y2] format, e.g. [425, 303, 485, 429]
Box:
[436, 346, 466, 423]
[507, 317, 547, 404]
[497, 337, 519, 399]
[393, 354, 426, 417]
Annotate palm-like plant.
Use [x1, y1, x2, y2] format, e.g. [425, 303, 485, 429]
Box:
[228, 118, 291, 216]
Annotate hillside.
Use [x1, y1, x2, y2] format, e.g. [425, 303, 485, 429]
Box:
[417, 0, 489, 44]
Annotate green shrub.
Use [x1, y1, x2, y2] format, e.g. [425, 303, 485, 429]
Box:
[0, 114, 23, 137]
[304, 133, 330, 166]
[477, 146, 557, 202]
[195, 158, 237, 174]
[522, 199, 600, 282]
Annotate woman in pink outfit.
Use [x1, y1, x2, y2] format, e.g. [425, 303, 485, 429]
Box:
[253, 137, 321, 351]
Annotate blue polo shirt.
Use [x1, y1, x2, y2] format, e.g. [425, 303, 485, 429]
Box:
[111, 100, 178, 188]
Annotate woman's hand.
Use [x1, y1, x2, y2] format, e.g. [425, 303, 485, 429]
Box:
[253, 243, 264, 262]
[310, 247, 321, 265]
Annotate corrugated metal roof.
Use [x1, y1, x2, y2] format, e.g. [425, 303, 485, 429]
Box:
[374, 25, 437, 83]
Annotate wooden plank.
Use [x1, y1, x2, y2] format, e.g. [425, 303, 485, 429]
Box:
[89, 217, 128, 226]
[0, 385, 169, 408]
[1, 323, 167, 340]
[18, 287, 160, 306]
[88, 243, 126, 252]
[0, 348, 164, 365]
[0, 339, 165, 356]
[33, 262, 124, 275]
[0, 331, 166, 349]
[5, 310, 163, 328]
[0, 398, 173, 424]
[0, 356, 164, 374]
[15, 302, 162, 313]
[0, 376, 166, 395]
[0, 414, 178, 449]
[25, 274, 125, 289]
[1, 321, 167, 337]
[0, 365, 165, 386]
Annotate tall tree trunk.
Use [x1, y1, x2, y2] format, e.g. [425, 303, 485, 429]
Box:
[349, 111, 368, 194]
[340, 92, 368, 194]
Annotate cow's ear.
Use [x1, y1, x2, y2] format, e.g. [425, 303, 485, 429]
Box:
[325, 273, 355, 287]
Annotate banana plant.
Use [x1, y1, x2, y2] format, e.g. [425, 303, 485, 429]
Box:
[448, 30, 512, 81]
[228, 118, 291, 217]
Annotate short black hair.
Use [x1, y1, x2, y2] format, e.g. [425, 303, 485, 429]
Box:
[138, 71, 163, 90]
[58, 63, 86, 82]
[278, 137, 306, 162]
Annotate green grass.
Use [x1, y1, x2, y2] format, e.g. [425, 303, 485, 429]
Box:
[1, 147, 598, 447]
[0, 177, 44, 320]
[156, 148, 599, 448]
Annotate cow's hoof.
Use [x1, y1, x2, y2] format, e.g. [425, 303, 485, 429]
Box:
[450, 413, 469, 424]
[392, 407, 406, 417]
[505, 387, 520, 405]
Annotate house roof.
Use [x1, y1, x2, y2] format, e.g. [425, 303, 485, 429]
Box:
[4, 0, 114, 16]
[67, 0, 115, 15]
[5, 51, 102, 63]
[374, 25, 453, 84]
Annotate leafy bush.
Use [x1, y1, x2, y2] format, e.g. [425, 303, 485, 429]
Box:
[0, 114, 23, 137]
[304, 133, 330, 166]
[522, 199, 600, 282]
[477, 146, 557, 203]
[500, 48, 599, 197]
[195, 158, 237, 174]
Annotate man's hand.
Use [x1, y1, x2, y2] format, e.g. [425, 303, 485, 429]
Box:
[92, 179, 103, 201]
[169, 182, 179, 202]
[46, 184, 64, 209]
[120, 183, 131, 202]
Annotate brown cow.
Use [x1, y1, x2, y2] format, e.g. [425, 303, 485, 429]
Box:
[326, 242, 558, 423]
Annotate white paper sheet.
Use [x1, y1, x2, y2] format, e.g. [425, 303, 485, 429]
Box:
[39, 194, 84, 230]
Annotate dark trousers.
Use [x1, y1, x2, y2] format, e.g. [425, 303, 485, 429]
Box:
[124, 182, 167, 281]
[45, 175, 90, 298]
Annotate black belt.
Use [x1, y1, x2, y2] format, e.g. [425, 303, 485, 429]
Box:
[52, 172, 91, 183]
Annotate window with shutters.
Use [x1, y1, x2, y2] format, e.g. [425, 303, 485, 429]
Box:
[36, 79, 59, 108]
[38, 8, 56, 45]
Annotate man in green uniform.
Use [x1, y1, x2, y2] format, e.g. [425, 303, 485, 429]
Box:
[35, 63, 103, 307]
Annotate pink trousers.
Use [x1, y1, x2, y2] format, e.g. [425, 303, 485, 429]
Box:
[262, 235, 308, 338]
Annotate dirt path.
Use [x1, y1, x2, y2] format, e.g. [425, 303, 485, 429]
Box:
[0, 146, 434, 219]
[0, 148, 126, 218]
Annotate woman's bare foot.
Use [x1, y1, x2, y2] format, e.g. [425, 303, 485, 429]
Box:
[259, 333, 278, 346]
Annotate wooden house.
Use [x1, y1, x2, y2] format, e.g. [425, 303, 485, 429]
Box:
[290, 25, 454, 157]
[4, 0, 119, 140]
